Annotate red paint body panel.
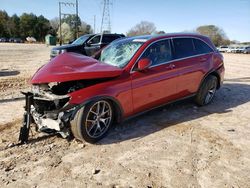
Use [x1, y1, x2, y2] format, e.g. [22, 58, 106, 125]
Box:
[131, 63, 178, 114]
[174, 53, 212, 97]
[30, 34, 224, 120]
[31, 53, 123, 84]
[69, 73, 133, 117]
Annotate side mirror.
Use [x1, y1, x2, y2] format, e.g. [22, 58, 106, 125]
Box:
[137, 58, 152, 71]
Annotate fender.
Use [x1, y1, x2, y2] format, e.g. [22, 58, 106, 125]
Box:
[198, 64, 224, 91]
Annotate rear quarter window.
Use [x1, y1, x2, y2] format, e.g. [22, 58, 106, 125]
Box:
[173, 38, 195, 59]
[193, 38, 213, 55]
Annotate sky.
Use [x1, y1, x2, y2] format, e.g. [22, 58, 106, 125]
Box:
[1, 0, 250, 42]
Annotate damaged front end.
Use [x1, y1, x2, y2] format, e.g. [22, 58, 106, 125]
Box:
[19, 82, 80, 144]
[18, 53, 123, 144]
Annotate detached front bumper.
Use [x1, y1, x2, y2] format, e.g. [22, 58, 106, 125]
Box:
[19, 91, 76, 144]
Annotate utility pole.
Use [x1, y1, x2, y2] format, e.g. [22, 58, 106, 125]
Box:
[94, 15, 96, 33]
[59, 2, 62, 45]
[100, 0, 111, 33]
[58, 1, 78, 45]
[75, 0, 78, 39]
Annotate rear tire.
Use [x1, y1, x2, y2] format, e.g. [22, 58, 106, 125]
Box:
[195, 75, 218, 106]
[71, 100, 114, 143]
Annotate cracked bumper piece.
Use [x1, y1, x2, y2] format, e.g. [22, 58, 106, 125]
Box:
[21, 91, 77, 139]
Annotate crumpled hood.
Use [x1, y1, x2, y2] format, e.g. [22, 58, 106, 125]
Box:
[31, 53, 123, 84]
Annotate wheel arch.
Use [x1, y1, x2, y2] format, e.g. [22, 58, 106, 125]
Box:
[200, 69, 221, 90]
[70, 95, 124, 124]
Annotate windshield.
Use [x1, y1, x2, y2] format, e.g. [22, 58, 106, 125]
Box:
[72, 35, 91, 45]
[100, 40, 144, 68]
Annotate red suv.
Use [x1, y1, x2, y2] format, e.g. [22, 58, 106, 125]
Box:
[19, 33, 224, 144]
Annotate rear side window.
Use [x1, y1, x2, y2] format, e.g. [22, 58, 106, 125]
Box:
[140, 39, 172, 66]
[173, 38, 195, 59]
[193, 38, 213, 54]
[102, 35, 121, 43]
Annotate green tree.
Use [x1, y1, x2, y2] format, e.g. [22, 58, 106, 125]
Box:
[35, 15, 50, 41]
[19, 13, 37, 39]
[0, 10, 9, 37]
[8, 14, 20, 37]
[196, 25, 229, 46]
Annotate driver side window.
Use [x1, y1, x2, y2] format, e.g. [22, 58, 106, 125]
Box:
[88, 35, 101, 45]
[140, 39, 172, 66]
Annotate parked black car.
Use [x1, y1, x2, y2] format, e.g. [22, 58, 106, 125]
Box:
[8, 38, 15, 42]
[14, 38, 23, 43]
[0, 37, 8, 42]
[50, 33, 125, 58]
[8, 38, 23, 43]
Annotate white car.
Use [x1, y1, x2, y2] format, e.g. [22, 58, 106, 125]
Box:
[226, 47, 237, 53]
[242, 46, 250, 54]
[217, 46, 228, 53]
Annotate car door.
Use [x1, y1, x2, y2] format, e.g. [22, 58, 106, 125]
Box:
[172, 37, 214, 97]
[84, 35, 101, 56]
[131, 39, 179, 114]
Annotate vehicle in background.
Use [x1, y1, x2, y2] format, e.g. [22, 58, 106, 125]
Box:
[242, 46, 250, 54]
[217, 46, 228, 53]
[14, 38, 23, 43]
[26, 37, 37, 43]
[20, 33, 224, 143]
[235, 47, 243, 53]
[8, 38, 23, 43]
[8, 38, 15, 42]
[0, 37, 8, 42]
[50, 33, 125, 58]
[226, 46, 238, 53]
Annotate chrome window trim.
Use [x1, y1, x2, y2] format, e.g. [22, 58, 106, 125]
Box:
[149, 52, 214, 68]
[172, 36, 215, 53]
[130, 36, 215, 73]
[130, 38, 172, 73]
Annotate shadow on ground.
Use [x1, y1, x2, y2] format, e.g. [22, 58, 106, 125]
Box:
[100, 81, 250, 144]
[0, 97, 24, 104]
[0, 69, 20, 77]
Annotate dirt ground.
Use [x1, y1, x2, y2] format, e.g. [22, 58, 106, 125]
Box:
[0, 43, 250, 188]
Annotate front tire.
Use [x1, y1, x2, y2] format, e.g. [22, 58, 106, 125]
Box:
[195, 75, 218, 106]
[71, 100, 114, 143]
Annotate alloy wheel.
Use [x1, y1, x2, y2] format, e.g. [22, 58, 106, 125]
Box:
[204, 83, 216, 104]
[85, 100, 112, 138]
